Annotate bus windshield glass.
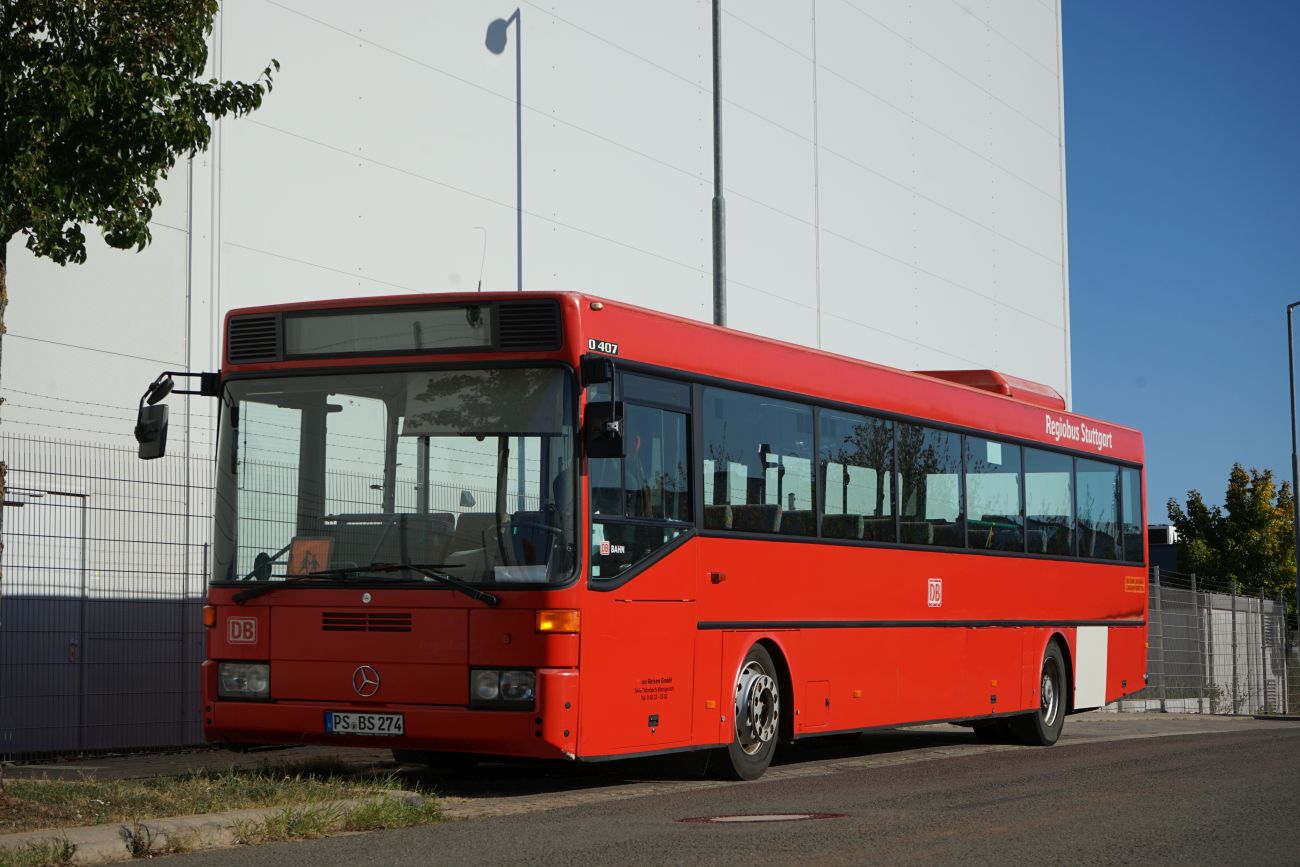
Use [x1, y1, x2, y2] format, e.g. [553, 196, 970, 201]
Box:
[212, 367, 576, 588]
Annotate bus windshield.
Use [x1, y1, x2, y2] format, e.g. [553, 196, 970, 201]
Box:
[212, 367, 577, 588]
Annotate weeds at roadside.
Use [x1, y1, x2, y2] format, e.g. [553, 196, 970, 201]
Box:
[0, 839, 76, 867]
[342, 797, 441, 833]
[0, 761, 437, 836]
[233, 804, 343, 845]
[230, 796, 438, 845]
[121, 821, 198, 859]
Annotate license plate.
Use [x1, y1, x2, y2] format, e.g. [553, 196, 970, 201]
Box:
[324, 711, 405, 736]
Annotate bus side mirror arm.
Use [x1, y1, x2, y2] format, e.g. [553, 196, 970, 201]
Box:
[134, 370, 221, 460]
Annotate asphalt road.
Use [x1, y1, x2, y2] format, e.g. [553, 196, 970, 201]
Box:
[168, 715, 1300, 865]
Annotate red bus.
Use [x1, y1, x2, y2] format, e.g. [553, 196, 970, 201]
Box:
[136, 292, 1147, 780]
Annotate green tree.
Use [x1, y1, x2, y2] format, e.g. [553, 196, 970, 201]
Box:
[1166, 464, 1296, 600]
[0, 0, 277, 613]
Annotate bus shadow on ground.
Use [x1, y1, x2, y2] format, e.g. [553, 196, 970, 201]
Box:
[398, 727, 981, 800]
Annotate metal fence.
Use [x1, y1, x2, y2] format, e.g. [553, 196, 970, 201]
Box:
[1107, 567, 1291, 715]
[0, 433, 533, 759]
[0, 434, 213, 758]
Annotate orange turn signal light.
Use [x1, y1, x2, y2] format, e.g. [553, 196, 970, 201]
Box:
[536, 609, 581, 633]
[202, 605, 216, 628]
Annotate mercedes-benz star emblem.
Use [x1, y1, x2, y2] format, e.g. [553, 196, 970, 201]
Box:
[352, 665, 380, 697]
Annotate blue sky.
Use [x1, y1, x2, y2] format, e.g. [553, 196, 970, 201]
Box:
[1063, 1, 1300, 520]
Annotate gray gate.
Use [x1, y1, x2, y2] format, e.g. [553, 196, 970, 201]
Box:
[0, 435, 211, 758]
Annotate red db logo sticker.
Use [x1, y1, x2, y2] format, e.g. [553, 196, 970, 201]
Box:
[927, 578, 943, 608]
[227, 617, 258, 644]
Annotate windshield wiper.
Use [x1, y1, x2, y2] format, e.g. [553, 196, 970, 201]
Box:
[231, 568, 392, 603]
[231, 562, 499, 607]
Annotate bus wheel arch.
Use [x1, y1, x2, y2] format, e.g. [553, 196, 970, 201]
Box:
[1011, 634, 1069, 746]
[1051, 632, 1075, 715]
[755, 637, 795, 744]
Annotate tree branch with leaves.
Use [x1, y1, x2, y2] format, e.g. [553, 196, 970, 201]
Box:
[0, 0, 277, 620]
[1167, 464, 1296, 605]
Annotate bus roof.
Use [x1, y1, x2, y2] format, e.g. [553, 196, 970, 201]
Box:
[223, 290, 1143, 464]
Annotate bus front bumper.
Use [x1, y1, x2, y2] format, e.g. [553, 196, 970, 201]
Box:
[204, 668, 579, 760]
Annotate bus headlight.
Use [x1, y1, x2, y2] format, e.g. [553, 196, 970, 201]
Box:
[218, 662, 270, 699]
[470, 669, 535, 709]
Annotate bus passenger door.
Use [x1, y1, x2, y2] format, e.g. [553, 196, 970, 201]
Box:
[582, 374, 698, 754]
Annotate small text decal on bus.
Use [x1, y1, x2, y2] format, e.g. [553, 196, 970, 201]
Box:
[599, 540, 626, 556]
[228, 617, 258, 644]
[927, 578, 943, 608]
[588, 338, 619, 355]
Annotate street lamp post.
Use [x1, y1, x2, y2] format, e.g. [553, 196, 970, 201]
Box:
[1287, 302, 1300, 635]
[711, 0, 726, 327]
[486, 10, 523, 293]
[487, 10, 528, 507]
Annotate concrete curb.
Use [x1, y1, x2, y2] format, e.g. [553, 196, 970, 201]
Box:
[0, 790, 423, 865]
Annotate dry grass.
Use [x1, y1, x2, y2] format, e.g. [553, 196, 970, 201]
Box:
[0, 758, 439, 837]
[0, 839, 76, 867]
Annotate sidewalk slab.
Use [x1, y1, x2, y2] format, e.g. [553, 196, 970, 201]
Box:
[0, 791, 422, 865]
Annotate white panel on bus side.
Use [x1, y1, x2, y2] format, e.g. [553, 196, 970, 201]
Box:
[1073, 626, 1109, 710]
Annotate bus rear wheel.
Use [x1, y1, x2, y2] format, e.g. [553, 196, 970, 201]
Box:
[1010, 642, 1066, 746]
[715, 644, 781, 781]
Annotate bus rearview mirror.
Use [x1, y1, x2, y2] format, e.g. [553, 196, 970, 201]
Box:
[135, 403, 170, 460]
[585, 400, 624, 459]
[581, 356, 615, 386]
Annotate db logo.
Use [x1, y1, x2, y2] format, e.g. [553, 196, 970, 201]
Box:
[927, 578, 943, 608]
[227, 617, 258, 644]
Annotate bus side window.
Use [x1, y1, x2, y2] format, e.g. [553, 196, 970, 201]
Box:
[1120, 466, 1144, 563]
[818, 409, 894, 541]
[1076, 458, 1120, 560]
[1025, 447, 1074, 556]
[700, 387, 814, 536]
[623, 404, 689, 521]
[965, 437, 1023, 552]
[897, 425, 963, 547]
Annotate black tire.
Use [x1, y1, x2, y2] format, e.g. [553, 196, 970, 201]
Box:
[1009, 641, 1067, 746]
[971, 720, 1013, 744]
[714, 644, 781, 781]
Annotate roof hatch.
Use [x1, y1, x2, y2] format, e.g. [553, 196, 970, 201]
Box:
[914, 369, 1066, 411]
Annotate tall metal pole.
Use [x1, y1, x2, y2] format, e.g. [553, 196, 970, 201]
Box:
[1288, 302, 1300, 641]
[1153, 565, 1165, 710]
[1259, 586, 1267, 712]
[1192, 571, 1204, 711]
[485, 10, 522, 292]
[78, 494, 87, 751]
[514, 10, 522, 293]
[1231, 581, 1239, 714]
[711, 0, 727, 327]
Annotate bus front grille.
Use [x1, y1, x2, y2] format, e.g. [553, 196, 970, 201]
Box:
[321, 611, 413, 633]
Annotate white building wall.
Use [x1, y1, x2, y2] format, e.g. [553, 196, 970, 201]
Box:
[3, 0, 1072, 452]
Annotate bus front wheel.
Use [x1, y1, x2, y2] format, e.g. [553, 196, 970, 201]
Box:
[1010, 642, 1067, 746]
[716, 644, 781, 781]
